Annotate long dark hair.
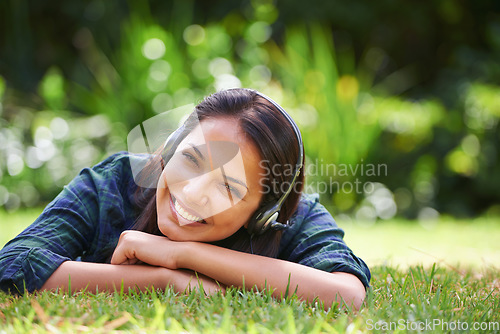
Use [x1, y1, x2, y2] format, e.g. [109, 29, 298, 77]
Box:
[132, 88, 305, 258]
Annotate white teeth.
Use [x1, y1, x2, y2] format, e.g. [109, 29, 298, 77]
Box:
[174, 198, 202, 222]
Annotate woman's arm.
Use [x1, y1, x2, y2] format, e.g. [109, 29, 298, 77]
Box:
[111, 231, 365, 309]
[0, 153, 141, 294]
[177, 242, 366, 309]
[41, 261, 224, 294]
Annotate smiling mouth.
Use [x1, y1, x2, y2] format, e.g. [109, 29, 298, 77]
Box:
[171, 195, 207, 225]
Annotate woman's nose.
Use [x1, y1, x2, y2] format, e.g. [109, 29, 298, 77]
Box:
[182, 174, 209, 207]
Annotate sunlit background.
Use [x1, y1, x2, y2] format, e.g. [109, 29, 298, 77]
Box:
[0, 0, 499, 244]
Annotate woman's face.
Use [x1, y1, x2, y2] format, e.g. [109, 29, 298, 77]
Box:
[156, 117, 264, 242]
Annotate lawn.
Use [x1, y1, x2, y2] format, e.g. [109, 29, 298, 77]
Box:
[341, 217, 500, 271]
[0, 209, 499, 333]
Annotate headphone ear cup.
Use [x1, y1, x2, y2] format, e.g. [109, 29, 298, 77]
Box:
[247, 203, 280, 236]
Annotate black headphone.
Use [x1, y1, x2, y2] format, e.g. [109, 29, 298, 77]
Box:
[161, 89, 304, 236]
[246, 91, 304, 236]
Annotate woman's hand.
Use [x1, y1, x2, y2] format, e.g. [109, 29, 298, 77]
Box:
[111, 230, 184, 269]
[110, 231, 224, 295]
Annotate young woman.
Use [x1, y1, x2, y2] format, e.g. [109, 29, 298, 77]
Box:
[0, 88, 370, 309]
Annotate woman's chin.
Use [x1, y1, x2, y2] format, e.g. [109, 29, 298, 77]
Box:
[157, 217, 193, 241]
[157, 220, 176, 239]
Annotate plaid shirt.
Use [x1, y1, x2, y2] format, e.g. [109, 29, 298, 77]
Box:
[0, 152, 370, 293]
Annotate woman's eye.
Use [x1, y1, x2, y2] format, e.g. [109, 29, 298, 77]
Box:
[221, 183, 242, 199]
[182, 152, 199, 167]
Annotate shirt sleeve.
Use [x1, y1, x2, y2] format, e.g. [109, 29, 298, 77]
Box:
[279, 193, 371, 288]
[0, 152, 135, 294]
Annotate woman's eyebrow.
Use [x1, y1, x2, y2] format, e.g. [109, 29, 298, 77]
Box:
[224, 175, 249, 191]
[188, 143, 205, 161]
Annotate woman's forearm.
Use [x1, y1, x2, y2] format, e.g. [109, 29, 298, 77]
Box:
[109, 231, 364, 308]
[41, 261, 166, 293]
[41, 261, 223, 294]
[177, 242, 366, 309]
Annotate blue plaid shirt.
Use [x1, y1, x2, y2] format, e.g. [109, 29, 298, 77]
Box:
[0, 152, 370, 293]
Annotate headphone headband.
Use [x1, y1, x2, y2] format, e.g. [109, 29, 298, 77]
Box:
[253, 91, 304, 208]
[246, 89, 304, 236]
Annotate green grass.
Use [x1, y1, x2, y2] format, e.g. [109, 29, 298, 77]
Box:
[0, 265, 498, 333]
[1, 210, 499, 332]
[342, 217, 500, 271]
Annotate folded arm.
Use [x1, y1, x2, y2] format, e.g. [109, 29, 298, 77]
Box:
[177, 242, 366, 309]
[111, 231, 365, 309]
[41, 261, 224, 294]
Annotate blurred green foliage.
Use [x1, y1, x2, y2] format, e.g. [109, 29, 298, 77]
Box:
[0, 0, 499, 221]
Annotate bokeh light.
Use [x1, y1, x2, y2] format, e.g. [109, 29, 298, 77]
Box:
[142, 38, 166, 60]
[183, 25, 206, 46]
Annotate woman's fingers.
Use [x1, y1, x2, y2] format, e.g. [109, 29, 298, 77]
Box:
[110, 231, 139, 265]
[110, 245, 132, 265]
[123, 258, 140, 265]
[110, 230, 187, 270]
